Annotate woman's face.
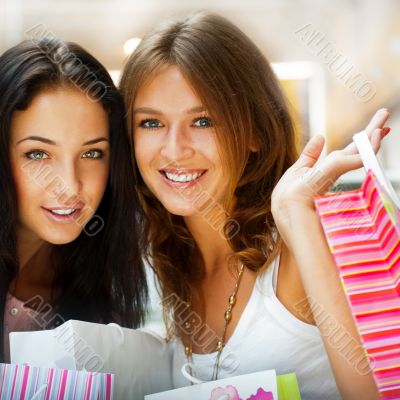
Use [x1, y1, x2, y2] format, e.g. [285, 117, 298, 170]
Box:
[133, 65, 228, 217]
[9, 86, 110, 245]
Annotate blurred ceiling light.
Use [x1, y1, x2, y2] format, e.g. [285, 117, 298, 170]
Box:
[124, 38, 142, 55]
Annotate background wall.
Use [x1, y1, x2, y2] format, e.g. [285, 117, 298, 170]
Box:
[2, 0, 399, 332]
[1, 0, 399, 154]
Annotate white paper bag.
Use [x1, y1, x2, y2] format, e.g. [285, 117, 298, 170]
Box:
[10, 320, 173, 400]
[353, 130, 400, 208]
[145, 369, 278, 400]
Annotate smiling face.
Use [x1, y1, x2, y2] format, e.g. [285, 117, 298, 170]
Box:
[133, 65, 229, 217]
[9, 86, 110, 245]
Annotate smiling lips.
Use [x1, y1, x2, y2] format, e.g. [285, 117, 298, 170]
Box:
[159, 168, 207, 188]
[42, 206, 83, 224]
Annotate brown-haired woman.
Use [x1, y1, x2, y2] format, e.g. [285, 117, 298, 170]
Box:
[120, 11, 388, 399]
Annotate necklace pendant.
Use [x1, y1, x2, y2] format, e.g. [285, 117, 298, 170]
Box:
[184, 262, 245, 381]
[185, 345, 192, 356]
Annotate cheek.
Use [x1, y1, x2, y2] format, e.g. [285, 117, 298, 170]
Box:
[82, 163, 109, 201]
[11, 161, 45, 205]
[134, 134, 157, 173]
[192, 132, 221, 163]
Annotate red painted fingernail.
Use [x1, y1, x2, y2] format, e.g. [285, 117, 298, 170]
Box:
[382, 127, 391, 137]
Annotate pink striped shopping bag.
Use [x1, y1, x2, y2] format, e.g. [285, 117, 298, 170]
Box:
[315, 131, 400, 399]
[0, 364, 114, 400]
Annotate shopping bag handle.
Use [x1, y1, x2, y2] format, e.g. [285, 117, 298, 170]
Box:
[181, 362, 205, 385]
[353, 130, 400, 208]
[31, 384, 48, 400]
[107, 323, 125, 345]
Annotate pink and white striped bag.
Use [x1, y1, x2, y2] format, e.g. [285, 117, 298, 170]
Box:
[315, 131, 400, 399]
[0, 363, 113, 400]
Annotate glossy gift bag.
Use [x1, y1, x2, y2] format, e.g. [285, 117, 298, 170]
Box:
[315, 131, 400, 399]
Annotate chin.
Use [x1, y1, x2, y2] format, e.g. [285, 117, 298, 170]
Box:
[40, 228, 83, 245]
[162, 201, 199, 217]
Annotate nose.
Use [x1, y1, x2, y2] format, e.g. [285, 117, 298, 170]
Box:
[160, 125, 195, 162]
[47, 160, 83, 206]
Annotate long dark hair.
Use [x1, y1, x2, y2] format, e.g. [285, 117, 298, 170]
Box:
[0, 39, 148, 360]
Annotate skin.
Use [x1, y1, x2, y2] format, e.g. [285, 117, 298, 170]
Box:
[133, 66, 228, 217]
[134, 65, 390, 399]
[133, 65, 314, 351]
[8, 86, 110, 303]
[272, 109, 390, 399]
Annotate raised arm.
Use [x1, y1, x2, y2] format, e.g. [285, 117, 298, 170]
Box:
[271, 109, 390, 399]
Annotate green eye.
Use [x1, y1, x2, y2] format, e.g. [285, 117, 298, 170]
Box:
[193, 117, 213, 128]
[25, 151, 49, 160]
[82, 150, 103, 159]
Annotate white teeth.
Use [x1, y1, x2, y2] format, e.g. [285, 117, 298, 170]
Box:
[50, 209, 76, 215]
[164, 172, 203, 182]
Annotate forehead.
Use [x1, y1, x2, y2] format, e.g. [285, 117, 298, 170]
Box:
[10, 87, 109, 142]
[134, 65, 203, 110]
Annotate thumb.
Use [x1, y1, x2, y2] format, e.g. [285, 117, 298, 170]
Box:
[295, 135, 325, 169]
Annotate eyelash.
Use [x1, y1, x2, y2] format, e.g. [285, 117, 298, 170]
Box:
[24, 150, 49, 161]
[24, 149, 104, 161]
[138, 116, 213, 130]
[139, 119, 163, 130]
[82, 149, 104, 159]
[193, 116, 213, 128]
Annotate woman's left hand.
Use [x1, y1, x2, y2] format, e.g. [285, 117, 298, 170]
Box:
[272, 108, 390, 244]
[270, 108, 390, 400]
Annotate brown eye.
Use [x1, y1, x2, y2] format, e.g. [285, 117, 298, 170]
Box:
[82, 150, 103, 159]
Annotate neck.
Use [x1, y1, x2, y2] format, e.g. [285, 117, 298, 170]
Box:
[13, 226, 55, 298]
[184, 213, 234, 278]
[16, 225, 44, 270]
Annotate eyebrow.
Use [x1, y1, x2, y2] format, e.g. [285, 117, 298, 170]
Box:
[16, 136, 109, 146]
[133, 106, 207, 115]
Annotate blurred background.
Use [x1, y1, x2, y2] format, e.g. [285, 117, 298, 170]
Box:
[1, 0, 399, 331]
[1, 0, 400, 181]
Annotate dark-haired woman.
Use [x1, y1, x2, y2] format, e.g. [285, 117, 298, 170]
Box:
[0, 39, 147, 362]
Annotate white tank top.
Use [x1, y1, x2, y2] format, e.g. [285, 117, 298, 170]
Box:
[170, 256, 342, 399]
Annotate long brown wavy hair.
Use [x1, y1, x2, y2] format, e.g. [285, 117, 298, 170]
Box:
[120, 11, 299, 338]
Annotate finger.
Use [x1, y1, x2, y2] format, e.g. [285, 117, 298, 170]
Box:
[365, 108, 390, 134]
[343, 128, 384, 155]
[320, 128, 383, 189]
[370, 128, 382, 153]
[302, 152, 363, 195]
[337, 110, 390, 156]
[315, 153, 363, 192]
[295, 135, 325, 169]
[347, 109, 390, 152]
[382, 127, 391, 137]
